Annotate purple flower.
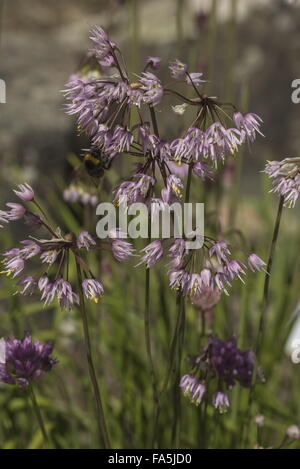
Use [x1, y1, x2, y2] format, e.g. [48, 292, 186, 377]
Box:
[109, 229, 135, 262]
[145, 56, 162, 70]
[180, 374, 206, 406]
[138, 240, 164, 268]
[113, 174, 155, 206]
[148, 198, 168, 222]
[224, 260, 246, 282]
[64, 185, 99, 207]
[89, 26, 114, 61]
[181, 337, 256, 411]
[168, 238, 187, 269]
[205, 123, 241, 163]
[19, 240, 41, 259]
[205, 336, 255, 388]
[286, 425, 300, 440]
[40, 278, 79, 310]
[107, 126, 133, 153]
[186, 72, 205, 86]
[212, 392, 230, 414]
[168, 161, 189, 178]
[192, 161, 214, 181]
[190, 285, 221, 311]
[13, 183, 34, 201]
[186, 273, 204, 296]
[40, 250, 59, 265]
[166, 174, 184, 199]
[139, 72, 164, 106]
[77, 231, 96, 250]
[82, 279, 104, 303]
[38, 274, 50, 293]
[0, 335, 56, 386]
[247, 254, 266, 272]
[233, 112, 263, 143]
[5, 203, 26, 221]
[209, 241, 231, 263]
[1, 256, 24, 278]
[0, 210, 9, 228]
[264, 159, 300, 208]
[17, 276, 37, 295]
[168, 269, 190, 291]
[169, 59, 187, 79]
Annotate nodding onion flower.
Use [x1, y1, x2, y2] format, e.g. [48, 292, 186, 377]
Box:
[0, 184, 135, 310]
[137, 236, 265, 298]
[264, 157, 300, 208]
[63, 26, 263, 224]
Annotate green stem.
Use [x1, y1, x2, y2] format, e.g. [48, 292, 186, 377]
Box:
[75, 260, 111, 449]
[256, 195, 284, 358]
[171, 163, 193, 448]
[244, 195, 284, 446]
[147, 104, 161, 447]
[145, 267, 160, 448]
[28, 382, 49, 448]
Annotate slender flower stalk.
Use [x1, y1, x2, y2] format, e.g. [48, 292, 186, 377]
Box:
[256, 196, 284, 358]
[171, 163, 193, 448]
[28, 382, 50, 447]
[245, 195, 284, 445]
[144, 105, 160, 448]
[75, 259, 111, 449]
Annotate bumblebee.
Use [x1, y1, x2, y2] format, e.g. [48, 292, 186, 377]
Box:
[82, 147, 113, 179]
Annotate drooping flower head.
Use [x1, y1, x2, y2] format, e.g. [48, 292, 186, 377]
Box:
[264, 158, 300, 208]
[13, 183, 35, 202]
[109, 229, 135, 262]
[137, 240, 164, 269]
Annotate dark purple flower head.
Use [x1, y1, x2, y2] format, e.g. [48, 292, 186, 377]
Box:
[0, 335, 57, 386]
[181, 336, 256, 411]
[203, 336, 255, 388]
